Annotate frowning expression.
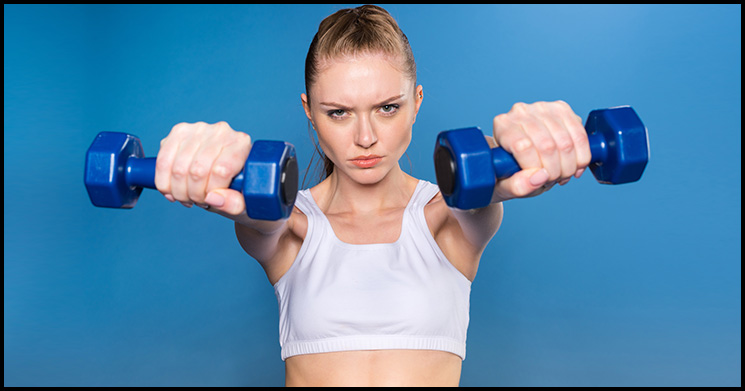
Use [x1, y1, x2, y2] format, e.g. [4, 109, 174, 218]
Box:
[302, 52, 422, 184]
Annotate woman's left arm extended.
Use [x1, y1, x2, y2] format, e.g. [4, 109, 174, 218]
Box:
[442, 101, 591, 276]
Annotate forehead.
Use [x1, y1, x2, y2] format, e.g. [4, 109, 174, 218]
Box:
[311, 52, 412, 104]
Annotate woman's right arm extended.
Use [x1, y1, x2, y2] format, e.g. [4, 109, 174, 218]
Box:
[154, 121, 292, 266]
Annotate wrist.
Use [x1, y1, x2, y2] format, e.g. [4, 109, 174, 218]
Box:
[490, 184, 511, 205]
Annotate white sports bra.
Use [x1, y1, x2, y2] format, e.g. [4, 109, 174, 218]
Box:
[273, 180, 472, 361]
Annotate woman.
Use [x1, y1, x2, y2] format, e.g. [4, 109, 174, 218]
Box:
[154, 5, 590, 386]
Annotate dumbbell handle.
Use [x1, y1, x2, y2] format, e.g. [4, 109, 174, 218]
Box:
[490, 132, 607, 179]
[124, 157, 245, 193]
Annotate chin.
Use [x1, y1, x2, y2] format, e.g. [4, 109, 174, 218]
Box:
[346, 166, 390, 185]
[355, 171, 386, 186]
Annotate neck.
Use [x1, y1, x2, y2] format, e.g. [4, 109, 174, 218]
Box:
[319, 165, 416, 216]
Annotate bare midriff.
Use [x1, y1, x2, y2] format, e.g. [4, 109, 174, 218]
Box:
[284, 349, 462, 387]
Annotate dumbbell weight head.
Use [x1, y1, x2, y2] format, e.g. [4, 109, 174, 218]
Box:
[585, 106, 649, 184]
[84, 132, 145, 209]
[434, 128, 495, 210]
[241, 140, 298, 220]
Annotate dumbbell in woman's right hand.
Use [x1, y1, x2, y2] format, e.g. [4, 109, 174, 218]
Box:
[84, 121, 298, 221]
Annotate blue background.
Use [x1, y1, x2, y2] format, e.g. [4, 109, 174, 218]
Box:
[4, 4, 741, 387]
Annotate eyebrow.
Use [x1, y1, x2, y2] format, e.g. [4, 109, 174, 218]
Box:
[319, 94, 405, 110]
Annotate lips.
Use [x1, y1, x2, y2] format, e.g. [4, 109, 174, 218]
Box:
[350, 155, 383, 168]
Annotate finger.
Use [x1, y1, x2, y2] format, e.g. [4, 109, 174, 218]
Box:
[542, 114, 577, 182]
[169, 136, 203, 203]
[204, 131, 252, 195]
[186, 139, 224, 204]
[494, 167, 550, 200]
[574, 167, 586, 179]
[558, 105, 592, 169]
[155, 123, 191, 201]
[520, 115, 562, 182]
[493, 113, 542, 172]
[204, 188, 246, 216]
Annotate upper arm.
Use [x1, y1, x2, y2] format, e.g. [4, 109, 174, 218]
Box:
[448, 202, 504, 255]
[234, 208, 306, 285]
[427, 194, 503, 282]
[234, 220, 287, 265]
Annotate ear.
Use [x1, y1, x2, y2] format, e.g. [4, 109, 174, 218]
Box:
[412, 84, 424, 122]
[301, 93, 314, 126]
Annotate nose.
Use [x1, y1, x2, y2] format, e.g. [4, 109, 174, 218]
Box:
[354, 114, 378, 148]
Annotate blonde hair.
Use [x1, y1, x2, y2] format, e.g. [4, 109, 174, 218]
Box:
[303, 4, 417, 186]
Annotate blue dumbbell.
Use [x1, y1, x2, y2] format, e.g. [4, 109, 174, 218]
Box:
[84, 132, 298, 220]
[434, 106, 649, 210]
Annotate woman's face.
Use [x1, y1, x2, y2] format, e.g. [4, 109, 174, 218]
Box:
[302, 52, 422, 185]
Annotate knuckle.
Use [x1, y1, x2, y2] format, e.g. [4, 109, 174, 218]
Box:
[511, 102, 528, 113]
[171, 122, 191, 134]
[493, 113, 509, 129]
[155, 156, 170, 172]
[189, 161, 209, 180]
[194, 121, 208, 133]
[553, 99, 571, 111]
[171, 162, 189, 179]
[536, 137, 557, 155]
[238, 131, 251, 146]
[211, 162, 233, 179]
[512, 137, 533, 153]
[555, 134, 574, 153]
[215, 120, 231, 130]
[572, 131, 589, 147]
[211, 121, 227, 135]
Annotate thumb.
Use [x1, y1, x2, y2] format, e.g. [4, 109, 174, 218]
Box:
[204, 189, 246, 216]
[494, 168, 550, 200]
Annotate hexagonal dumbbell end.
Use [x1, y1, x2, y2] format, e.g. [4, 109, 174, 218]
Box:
[434, 127, 496, 210]
[585, 106, 649, 185]
[434, 106, 649, 210]
[84, 132, 298, 220]
[84, 132, 146, 209]
[239, 140, 298, 220]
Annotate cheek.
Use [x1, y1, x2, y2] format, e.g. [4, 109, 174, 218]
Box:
[396, 130, 413, 156]
[390, 115, 414, 148]
[315, 128, 346, 163]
